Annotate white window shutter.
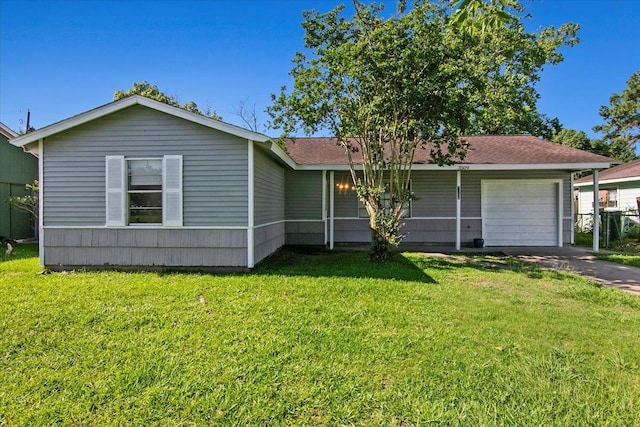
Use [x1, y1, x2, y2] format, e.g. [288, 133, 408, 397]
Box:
[105, 156, 126, 226]
[163, 155, 183, 227]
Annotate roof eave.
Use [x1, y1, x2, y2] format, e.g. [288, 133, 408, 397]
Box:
[575, 175, 640, 187]
[0, 122, 18, 139]
[295, 162, 614, 171]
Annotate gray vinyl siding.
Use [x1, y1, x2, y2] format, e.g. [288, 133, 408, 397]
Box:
[285, 170, 323, 220]
[334, 171, 359, 217]
[254, 222, 285, 264]
[253, 147, 285, 226]
[285, 221, 325, 245]
[42, 105, 248, 227]
[332, 218, 484, 244]
[44, 228, 247, 267]
[412, 170, 456, 217]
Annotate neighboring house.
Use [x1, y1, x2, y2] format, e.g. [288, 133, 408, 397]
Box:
[0, 122, 38, 239]
[10, 95, 613, 269]
[574, 158, 640, 229]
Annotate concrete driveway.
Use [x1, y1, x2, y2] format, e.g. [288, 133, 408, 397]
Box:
[499, 246, 640, 295]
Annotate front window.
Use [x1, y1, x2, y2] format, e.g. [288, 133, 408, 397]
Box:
[598, 188, 618, 209]
[128, 159, 162, 224]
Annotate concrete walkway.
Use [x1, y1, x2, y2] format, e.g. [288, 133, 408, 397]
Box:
[497, 246, 640, 295]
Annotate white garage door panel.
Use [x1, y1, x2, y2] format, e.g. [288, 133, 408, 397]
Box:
[483, 180, 560, 246]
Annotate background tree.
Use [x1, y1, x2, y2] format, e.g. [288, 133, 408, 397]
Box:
[114, 81, 222, 120]
[450, 0, 518, 34]
[232, 98, 266, 133]
[269, 0, 578, 261]
[593, 70, 640, 161]
[7, 180, 39, 237]
[551, 128, 609, 157]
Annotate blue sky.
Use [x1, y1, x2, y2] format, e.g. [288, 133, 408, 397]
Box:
[1, 0, 639, 145]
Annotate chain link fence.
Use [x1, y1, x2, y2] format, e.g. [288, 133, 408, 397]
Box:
[576, 209, 640, 247]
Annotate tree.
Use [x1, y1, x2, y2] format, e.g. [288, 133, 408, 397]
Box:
[232, 98, 266, 133]
[551, 128, 609, 157]
[268, 0, 578, 261]
[114, 81, 222, 120]
[593, 71, 640, 162]
[450, 0, 518, 34]
[7, 180, 39, 237]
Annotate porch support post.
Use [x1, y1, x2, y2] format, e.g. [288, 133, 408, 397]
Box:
[322, 170, 327, 245]
[570, 173, 575, 245]
[557, 180, 563, 247]
[329, 171, 335, 250]
[38, 138, 44, 267]
[456, 170, 461, 251]
[592, 169, 599, 253]
[247, 141, 255, 268]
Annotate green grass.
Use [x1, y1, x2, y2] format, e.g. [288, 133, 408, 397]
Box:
[595, 253, 640, 268]
[2, 244, 640, 426]
[575, 232, 640, 267]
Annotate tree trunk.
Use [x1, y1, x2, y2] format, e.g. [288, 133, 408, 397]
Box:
[370, 227, 392, 262]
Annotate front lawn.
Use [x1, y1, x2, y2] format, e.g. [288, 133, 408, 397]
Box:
[2, 245, 640, 425]
[575, 232, 640, 267]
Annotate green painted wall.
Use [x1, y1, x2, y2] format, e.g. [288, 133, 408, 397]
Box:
[0, 134, 38, 239]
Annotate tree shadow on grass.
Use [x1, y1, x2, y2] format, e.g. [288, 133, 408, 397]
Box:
[255, 247, 582, 285]
[255, 247, 437, 283]
[253, 247, 532, 284]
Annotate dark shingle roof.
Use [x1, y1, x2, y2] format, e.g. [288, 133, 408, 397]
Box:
[285, 135, 613, 166]
[575, 158, 640, 184]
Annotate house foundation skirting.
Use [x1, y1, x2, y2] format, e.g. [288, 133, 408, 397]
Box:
[43, 227, 248, 268]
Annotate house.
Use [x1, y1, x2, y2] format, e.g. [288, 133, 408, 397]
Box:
[574, 158, 640, 230]
[0, 122, 38, 239]
[10, 95, 613, 270]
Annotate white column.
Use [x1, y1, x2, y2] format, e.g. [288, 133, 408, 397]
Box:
[247, 141, 255, 268]
[322, 170, 327, 245]
[592, 169, 599, 253]
[557, 181, 563, 247]
[329, 171, 335, 250]
[456, 170, 461, 251]
[570, 173, 575, 245]
[38, 139, 44, 267]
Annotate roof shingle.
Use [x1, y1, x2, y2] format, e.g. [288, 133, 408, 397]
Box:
[575, 158, 640, 184]
[285, 135, 613, 166]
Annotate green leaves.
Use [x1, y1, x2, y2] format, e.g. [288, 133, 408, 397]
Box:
[114, 81, 222, 120]
[6, 180, 38, 220]
[594, 71, 640, 161]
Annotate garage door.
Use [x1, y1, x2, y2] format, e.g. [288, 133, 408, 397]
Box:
[482, 180, 560, 246]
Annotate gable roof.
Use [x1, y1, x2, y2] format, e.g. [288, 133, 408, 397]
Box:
[0, 122, 18, 139]
[6, 96, 615, 172]
[10, 95, 273, 149]
[286, 135, 614, 170]
[575, 158, 640, 186]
